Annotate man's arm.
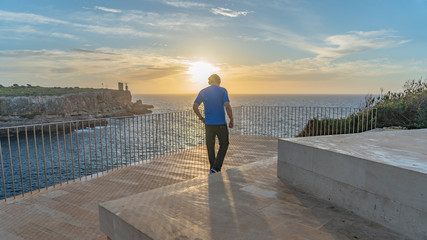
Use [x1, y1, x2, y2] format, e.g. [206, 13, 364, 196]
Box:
[224, 102, 234, 128]
[193, 102, 205, 123]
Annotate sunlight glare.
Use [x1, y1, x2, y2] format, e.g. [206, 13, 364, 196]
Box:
[187, 61, 219, 83]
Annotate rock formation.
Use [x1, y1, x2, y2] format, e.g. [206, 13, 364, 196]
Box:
[0, 90, 153, 128]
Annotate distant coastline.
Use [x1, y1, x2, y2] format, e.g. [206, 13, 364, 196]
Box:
[0, 85, 153, 128]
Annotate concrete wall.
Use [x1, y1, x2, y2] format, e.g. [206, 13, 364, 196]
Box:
[278, 139, 427, 240]
[99, 205, 152, 240]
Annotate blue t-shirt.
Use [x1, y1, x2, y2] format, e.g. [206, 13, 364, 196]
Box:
[194, 85, 230, 125]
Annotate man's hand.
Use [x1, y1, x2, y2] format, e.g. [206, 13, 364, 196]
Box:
[193, 102, 205, 124]
[224, 102, 234, 128]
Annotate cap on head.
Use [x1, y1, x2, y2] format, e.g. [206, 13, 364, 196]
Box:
[208, 74, 221, 84]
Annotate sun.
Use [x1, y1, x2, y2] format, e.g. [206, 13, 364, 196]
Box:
[187, 61, 219, 83]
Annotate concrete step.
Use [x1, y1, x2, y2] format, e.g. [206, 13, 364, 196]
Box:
[99, 157, 407, 240]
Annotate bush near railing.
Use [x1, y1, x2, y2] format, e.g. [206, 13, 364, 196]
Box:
[297, 109, 375, 137]
[368, 79, 427, 129]
[298, 79, 427, 136]
[375, 91, 427, 129]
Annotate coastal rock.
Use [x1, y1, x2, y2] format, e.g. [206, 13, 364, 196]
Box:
[0, 90, 153, 128]
[132, 100, 154, 114]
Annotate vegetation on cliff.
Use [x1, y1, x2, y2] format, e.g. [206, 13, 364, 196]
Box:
[0, 84, 113, 97]
[368, 79, 427, 129]
[298, 78, 427, 136]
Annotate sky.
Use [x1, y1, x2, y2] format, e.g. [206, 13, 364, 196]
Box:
[0, 0, 426, 94]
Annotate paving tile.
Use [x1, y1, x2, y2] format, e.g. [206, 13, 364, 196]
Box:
[0, 136, 278, 239]
[12, 223, 69, 240]
[272, 220, 346, 240]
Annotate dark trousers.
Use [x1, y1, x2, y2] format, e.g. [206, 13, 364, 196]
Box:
[205, 124, 229, 171]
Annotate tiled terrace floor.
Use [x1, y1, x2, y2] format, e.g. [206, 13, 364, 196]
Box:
[0, 135, 278, 239]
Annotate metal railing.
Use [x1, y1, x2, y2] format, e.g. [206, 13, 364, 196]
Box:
[238, 106, 376, 137]
[0, 106, 376, 201]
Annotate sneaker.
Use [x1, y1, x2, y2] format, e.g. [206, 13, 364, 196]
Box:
[210, 168, 218, 174]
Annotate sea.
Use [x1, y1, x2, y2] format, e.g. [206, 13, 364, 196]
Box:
[133, 94, 367, 113]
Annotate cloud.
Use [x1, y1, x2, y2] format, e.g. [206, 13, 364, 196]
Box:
[0, 25, 79, 40]
[218, 55, 409, 90]
[217, 57, 411, 94]
[50, 67, 76, 73]
[0, 8, 216, 43]
[51, 32, 79, 40]
[126, 66, 186, 80]
[0, 47, 423, 94]
[94, 6, 122, 13]
[238, 36, 259, 41]
[0, 10, 68, 24]
[311, 30, 409, 59]
[211, 8, 250, 17]
[163, 1, 207, 8]
[73, 23, 161, 38]
[255, 23, 311, 50]
[0, 25, 40, 35]
[120, 10, 214, 30]
[256, 25, 409, 60]
[0, 48, 188, 88]
[70, 48, 118, 54]
[70, 48, 95, 53]
[72, 10, 213, 35]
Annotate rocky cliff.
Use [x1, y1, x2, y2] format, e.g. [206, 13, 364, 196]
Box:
[0, 90, 153, 127]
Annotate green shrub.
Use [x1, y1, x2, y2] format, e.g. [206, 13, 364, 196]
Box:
[374, 79, 426, 129]
[298, 78, 426, 136]
[298, 109, 376, 137]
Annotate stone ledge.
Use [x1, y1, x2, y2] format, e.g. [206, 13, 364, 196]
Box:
[278, 129, 427, 240]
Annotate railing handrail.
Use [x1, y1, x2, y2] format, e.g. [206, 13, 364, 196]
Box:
[0, 112, 190, 130]
[0, 105, 377, 201]
[0, 105, 375, 130]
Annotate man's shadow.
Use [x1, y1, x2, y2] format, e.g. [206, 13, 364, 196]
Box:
[207, 168, 274, 239]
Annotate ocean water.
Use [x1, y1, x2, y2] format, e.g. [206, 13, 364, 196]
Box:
[133, 94, 367, 113]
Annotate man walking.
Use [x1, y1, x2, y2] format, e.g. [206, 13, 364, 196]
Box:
[193, 74, 234, 174]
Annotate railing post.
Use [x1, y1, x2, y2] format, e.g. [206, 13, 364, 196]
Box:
[69, 122, 75, 182]
[0, 137, 7, 201]
[24, 127, 32, 194]
[33, 125, 41, 191]
[16, 127, 25, 197]
[105, 119, 109, 172]
[81, 122, 87, 180]
[55, 124, 62, 186]
[88, 120, 93, 177]
[63, 123, 69, 184]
